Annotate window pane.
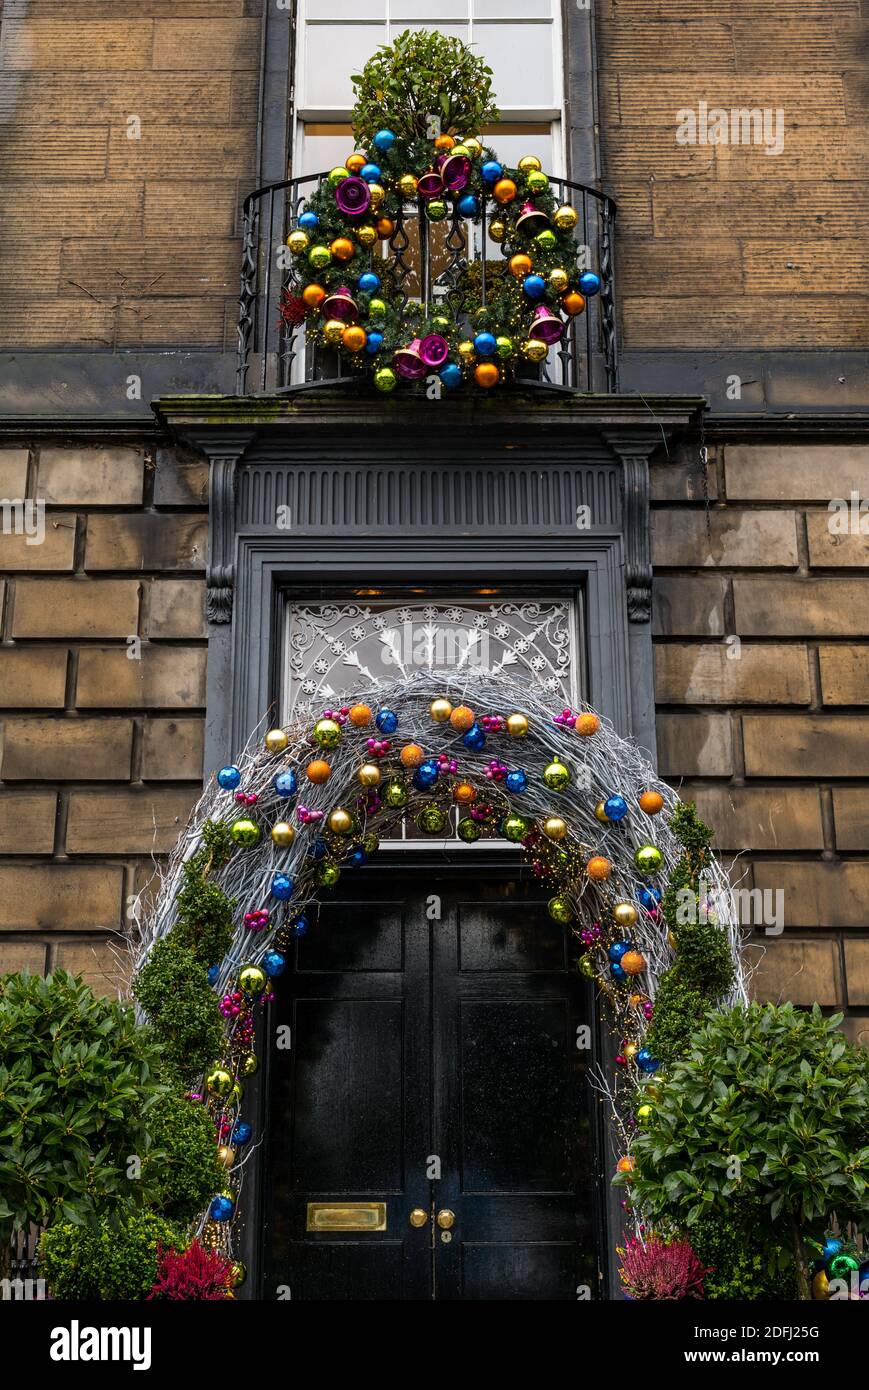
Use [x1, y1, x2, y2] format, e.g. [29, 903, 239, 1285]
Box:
[303, 24, 387, 107]
[391, 1, 468, 16]
[474, 0, 552, 15]
[473, 22, 554, 107]
[390, 21, 469, 42]
[307, 0, 386, 16]
[297, 125, 355, 178]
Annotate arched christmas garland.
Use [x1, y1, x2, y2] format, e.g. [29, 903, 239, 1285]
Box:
[134, 672, 747, 1270]
[281, 127, 602, 392]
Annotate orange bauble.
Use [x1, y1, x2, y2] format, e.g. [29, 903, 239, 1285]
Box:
[639, 790, 664, 815]
[508, 253, 533, 279]
[348, 703, 372, 727]
[302, 283, 326, 309]
[400, 743, 425, 768]
[475, 362, 499, 389]
[563, 291, 586, 316]
[342, 325, 366, 352]
[493, 178, 517, 204]
[376, 217, 395, 239]
[575, 713, 600, 737]
[453, 782, 476, 805]
[450, 705, 475, 733]
[586, 855, 611, 882]
[331, 237, 355, 262]
[345, 153, 366, 174]
[616, 1156, 635, 1175]
[306, 759, 332, 784]
[620, 950, 646, 976]
[434, 134, 455, 152]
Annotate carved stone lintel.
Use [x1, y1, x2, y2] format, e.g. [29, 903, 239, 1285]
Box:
[603, 431, 660, 625]
[182, 432, 254, 624]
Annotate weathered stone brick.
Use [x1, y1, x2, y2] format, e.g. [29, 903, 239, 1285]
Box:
[0, 518, 76, 570]
[651, 509, 799, 568]
[12, 579, 140, 638]
[141, 717, 205, 780]
[85, 514, 207, 572]
[76, 648, 207, 709]
[833, 789, 869, 851]
[652, 575, 726, 636]
[54, 939, 130, 997]
[152, 446, 209, 506]
[37, 446, 145, 506]
[152, 19, 261, 70]
[1, 718, 133, 780]
[1, 19, 154, 70]
[681, 784, 824, 851]
[656, 711, 733, 776]
[654, 643, 810, 704]
[650, 459, 718, 503]
[749, 937, 842, 1006]
[734, 578, 869, 636]
[0, 941, 47, 975]
[66, 789, 197, 855]
[842, 1017, 869, 1051]
[0, 447, 29, 497]
[0, 791, 57, 853]
[806, 512, 869, 568]
[818, 645, 869, 704]
[0, 649, 68, 707]
[753, 861, 869, 928]
[743, 715, 869, 777]
[0, 865, 124, 931]
[844, 940, 869, 1006]
[148, 580, 206, 639]
[725, 444, 869, 501]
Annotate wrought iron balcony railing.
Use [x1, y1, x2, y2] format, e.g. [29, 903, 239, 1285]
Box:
[237, 171, 618, 397]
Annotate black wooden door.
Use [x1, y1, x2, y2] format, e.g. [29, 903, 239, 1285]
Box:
[265, 868, 600, 1300]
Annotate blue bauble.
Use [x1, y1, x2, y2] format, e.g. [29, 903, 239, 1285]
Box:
[376, 708, 398, 733]
[457, 193, 479, 218]
[358, 271, 381, 295]
[523, 274, 546, 299]
[232, 1122, 252, 1145]
[637, 885, 662, 910]
[608, 939, 631, 963]
[207, 964, 220, 986]
[440, 362, 463, 390]
[217, 765, 241, 790]
[365, 330, 384, 354]
[473, 332, 497, 357]
[372, 129, 396, 152]
[263, 950, 287, 978]
[822, 1237, 843, 1261]
[273, 769, 297, 798]
[345, 844, 367, 869]
[413, 759, 439, 791]
[579, 271, 601, 297]
[604, 795, 628, 822]
[610, 963, 627, 982]
[481, 160, 502, 183]
[271, 872, 294, 901]
[636, 1048, 661, 1074]
[298, 211, 319, 232]
[290, 914, 309, 937]
[360, 162, 381, 183]
[210, 1195, 234, 1222]
[462, 723, 486, 751]
[311, 837, 327, 859]
[505, 769, 528, 794]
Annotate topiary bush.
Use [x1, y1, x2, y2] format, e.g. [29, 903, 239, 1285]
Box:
[134, 937, 224, 1087]
[689, 1213, 798, 1301]
[142, 1091, 224, 1225]
[39, 1211, 182, 1301]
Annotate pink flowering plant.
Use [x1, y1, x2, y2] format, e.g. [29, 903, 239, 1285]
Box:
[618, 1235, 710, 1300]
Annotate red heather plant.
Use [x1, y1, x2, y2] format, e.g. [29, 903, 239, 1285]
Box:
[147, 1241, 235, 1301]
[618, 1236, 709, 1300]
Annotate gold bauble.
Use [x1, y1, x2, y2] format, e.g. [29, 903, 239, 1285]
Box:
[217, 1145, 236, 1168]
[346, 153, 366, 175]
[506, 712, 529, 737]
[430, 697, 453, 723]
[265, 727, 289, 754]
[553, 203, 578, 230]
[356, 223, 377, 248]
[812, 1270, 831, 1300]
[358, 762, 382, 787]
[521, 338, 548, 363]
[595, 800, 610, 823]
[271, 821, 295, 848]
[549, 267, 569, 293]
[488, 218, 506, 243]
[457, 340, 476, 363]
[667, 930, 678, 951]
[240, 1051, 259, 1076]
[328, 807, 353, 835]
[323, 318, 345, 345]
[287, 229, 309, 255]
[368, 183, 385, 210]
[518, 154, 542, 173]
[464, 137, 482, 157]
[623, 1041, 639, 1061]
[543, 816, 567, 841]
[613, 902, 639, 929]
[398, 173, 418, 198]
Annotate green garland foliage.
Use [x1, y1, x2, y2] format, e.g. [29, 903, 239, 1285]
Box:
[39, 1211, 182, 1301]
[142, 1091, 225, 1225]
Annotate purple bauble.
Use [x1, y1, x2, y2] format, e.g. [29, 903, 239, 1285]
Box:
[419, 333, 450, 369]
[334, 175, 371, 218]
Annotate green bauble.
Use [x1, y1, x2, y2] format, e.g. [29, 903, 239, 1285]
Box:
[637, 1103, 653, 1125]
[548, 895, 574, 924]
[229, 1081, 243, 1105]
[206, 1067, 233, 1098]
[240, 1052, 259, 1076]
[363, 832, 380, 854]
[829, 1252, 860, 1279]
[502, 812, 531, 843]
[495, 335, 514, 358]
[231, 1261, 247, 1288]
[578, 954, 595, 979]
[368, 297, 387, 317]
[308, 245, 332, 270]
[317, 863, 341, 888]
[535, 228, 557, 251]
[634, 844, 664, 875]
[417, 803, 447, 834]
[374, 367, 397, 393]
[526, 170, 549, 194]
[425, 199, 447, 222]
[457, 817, 483, 843]
[383, 780, 408, 808]
[230, 818, 261, 847]
[328, 165, 349, 186]
[431, 314, 451, 332]
[313, 717, 342, 749]
[543, 759, 571, 791]
[238, 964, 267, 996]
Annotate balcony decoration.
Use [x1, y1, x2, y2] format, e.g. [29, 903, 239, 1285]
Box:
[278, 30, 603, 392]
[133, 669, 747, 1272]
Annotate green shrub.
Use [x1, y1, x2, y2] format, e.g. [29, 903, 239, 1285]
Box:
[143, 1091, 224, 1224]
[645, 975, 707, 1066]
[669, 917, 735, 998]
[134, 937, 224, 1086]
[689, 1214, 798, 1301]
[172, 820, 236, 965]
[39, 1211, 182, 1301]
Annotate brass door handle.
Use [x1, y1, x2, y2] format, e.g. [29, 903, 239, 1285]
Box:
[409, 1208, 428, 1228]
[436, 1208, 455, 1230]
